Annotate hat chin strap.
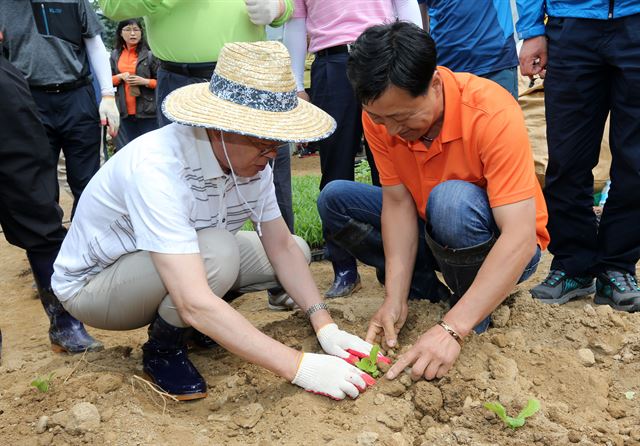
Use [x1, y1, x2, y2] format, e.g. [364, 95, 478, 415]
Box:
[220, 131, 271, 236]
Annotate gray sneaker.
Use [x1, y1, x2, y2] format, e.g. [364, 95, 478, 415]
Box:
[530, 269, 595, 304]
[594, 270, 640, 312]
[267, 289, 298, 311]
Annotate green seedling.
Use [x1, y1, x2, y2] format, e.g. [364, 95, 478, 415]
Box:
[355, 345, 381, 378]
[484, 398, 540, 430]
[31, 372, 55, 393]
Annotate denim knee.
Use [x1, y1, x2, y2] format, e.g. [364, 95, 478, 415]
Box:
[317, 180, 351, 225]
[426, 180, 496, 249]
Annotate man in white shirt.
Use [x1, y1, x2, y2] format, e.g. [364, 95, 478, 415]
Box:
[52, 41, 386, 401]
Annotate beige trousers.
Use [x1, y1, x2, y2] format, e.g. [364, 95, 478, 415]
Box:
[63, 228, 310, 330]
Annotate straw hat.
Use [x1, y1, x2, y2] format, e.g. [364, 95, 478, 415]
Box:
[163, 41, 336, 143]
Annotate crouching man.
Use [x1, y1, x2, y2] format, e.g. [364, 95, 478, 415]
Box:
[52, 41, 383, 401]
[317, 22, 549, 381]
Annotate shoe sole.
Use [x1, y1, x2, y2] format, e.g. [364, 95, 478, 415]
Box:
[593, 295, 640, 313]
[532, 283, 596, 305]
[142, 372, 208, 401]
[51, 343, 104, 354]
[325, 281, 362, 299]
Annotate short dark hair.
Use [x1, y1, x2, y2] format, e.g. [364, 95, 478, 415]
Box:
[347, 21, 437, 105]
[114, 19, 149, 52]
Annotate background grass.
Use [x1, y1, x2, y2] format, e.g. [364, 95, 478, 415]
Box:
[243, 160, 373, 249]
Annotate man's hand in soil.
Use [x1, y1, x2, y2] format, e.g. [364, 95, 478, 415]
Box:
[291, 352, 376, 400]
[385, 323, 461, 381]
[317, 323, 391, 365]
[366, 298, 408, 349]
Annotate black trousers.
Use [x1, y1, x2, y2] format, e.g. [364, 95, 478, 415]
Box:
[544, 14, 640, 276]
[31, 83, 101, 218]
[310, 52, 380, 189]
[0, 56, 66, 254]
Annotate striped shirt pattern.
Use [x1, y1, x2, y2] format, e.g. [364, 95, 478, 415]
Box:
[293, 0, 395, 53]
[52, 124, 279, 301]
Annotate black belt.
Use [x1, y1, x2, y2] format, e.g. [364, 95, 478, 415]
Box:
[316, 44, 353, 57]
[30, 77, 91, 94]
[159, 60, 216, 79]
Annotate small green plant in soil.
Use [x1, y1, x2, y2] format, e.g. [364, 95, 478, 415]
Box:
[484, 398, 540, 430]
[355, 345, 381, 378]
[31, 372, 55, 393]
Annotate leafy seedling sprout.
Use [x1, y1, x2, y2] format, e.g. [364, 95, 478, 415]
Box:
[31, 372, 55, 393]
[484, 398, 540, 430]
[355, 345, 381, 378]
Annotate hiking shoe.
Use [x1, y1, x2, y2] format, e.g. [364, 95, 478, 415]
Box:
[594, 270, 640, 312]
[267, 288, 298, 311]
[530, 269, 595, 304]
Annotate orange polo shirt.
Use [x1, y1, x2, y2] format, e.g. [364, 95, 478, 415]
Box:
[363, 66, 549, 250]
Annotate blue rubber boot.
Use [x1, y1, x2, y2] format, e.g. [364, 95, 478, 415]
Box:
[325, 259, 361, 298]
[28, 251, 103, 354]
[143, 316, 208, 400]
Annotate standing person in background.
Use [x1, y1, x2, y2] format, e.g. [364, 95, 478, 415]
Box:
[111, 19, 159, 152]
[0, 32, 103, 358]
[518, 0, 640, 311]
[99, 0, 297, 316]
[417, 0, 520, 100]
[283, 0, 422, 299]
[0, 0, 120, 218]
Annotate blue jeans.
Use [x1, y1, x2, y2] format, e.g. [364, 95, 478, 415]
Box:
[318, 179, 541, 333]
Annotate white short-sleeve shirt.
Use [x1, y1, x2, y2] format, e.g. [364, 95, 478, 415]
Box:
[52, 124, 280, 301]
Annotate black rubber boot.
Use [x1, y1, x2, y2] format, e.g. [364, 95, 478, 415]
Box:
[325, 259, 361, 298]
[424, 231, 496, 332]
[143, 316, 208, 400]
[27, 250, 103, 353]
[330, 219, 449, 302]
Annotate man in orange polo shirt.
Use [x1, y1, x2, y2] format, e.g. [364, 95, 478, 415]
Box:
[317, 22, 549, 381]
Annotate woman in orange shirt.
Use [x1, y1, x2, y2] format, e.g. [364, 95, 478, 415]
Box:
[110, 19, 159, 151]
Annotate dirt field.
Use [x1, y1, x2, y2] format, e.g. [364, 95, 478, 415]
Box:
[0, 156, 639, 446]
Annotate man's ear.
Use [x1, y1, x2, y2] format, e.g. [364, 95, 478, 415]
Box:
[430, 70, 442, 93]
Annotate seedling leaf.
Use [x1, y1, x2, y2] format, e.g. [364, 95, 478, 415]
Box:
[517, 398, 541, 419]
[484, 399, 540, 430]
[355, 345, 381, 378]
[31, 372, 55, 393]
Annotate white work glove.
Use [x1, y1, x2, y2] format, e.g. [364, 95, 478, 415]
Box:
[317, 323, 392, 365]
[245, 0, 282, 25]
[292, 352, 375, 400]
[99, 96, 120, 138]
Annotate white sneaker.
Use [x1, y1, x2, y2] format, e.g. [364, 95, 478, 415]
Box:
[267, 289, 298, 311]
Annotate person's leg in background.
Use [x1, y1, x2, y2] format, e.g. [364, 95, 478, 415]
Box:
[593, 13, 640, 312]
[311, 52, 363, 189]
[425, 180, 540, 333]
[311, 52, 368, 296]
[530, 17, 609, 304]
[318, 180, 450, 301]
[0, 57, 103, 357]
[58, 84, 101, 218]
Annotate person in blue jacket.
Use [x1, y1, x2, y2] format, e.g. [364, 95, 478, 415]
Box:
[417, 0, 519, 99]
[518, 0, 640, 312]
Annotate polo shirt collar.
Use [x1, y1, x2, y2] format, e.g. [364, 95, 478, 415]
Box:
[437, 66, 463, 143]
[193, 127, 225, 179]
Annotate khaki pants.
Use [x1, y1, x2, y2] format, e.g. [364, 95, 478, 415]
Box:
[63, 228, 310, 330]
